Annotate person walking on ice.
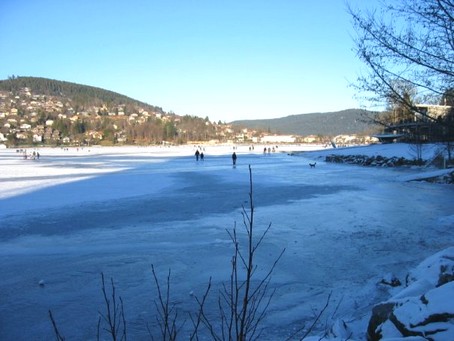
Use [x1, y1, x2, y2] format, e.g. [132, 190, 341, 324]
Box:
[232, 152, 237, 166]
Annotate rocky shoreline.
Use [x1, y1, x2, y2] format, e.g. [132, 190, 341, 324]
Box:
[367, 247, 454, 341]
[325, 154, 423, 167]
[324, 154, 454, 184]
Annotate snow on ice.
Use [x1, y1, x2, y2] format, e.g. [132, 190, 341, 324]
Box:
[0, 143, 453, 340]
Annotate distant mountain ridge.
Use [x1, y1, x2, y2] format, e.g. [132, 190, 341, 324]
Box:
[232, 109, 380, 136]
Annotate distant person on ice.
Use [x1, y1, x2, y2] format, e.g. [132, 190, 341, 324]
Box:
[195, 149, 200, 161]
[232, 152, 237, 166]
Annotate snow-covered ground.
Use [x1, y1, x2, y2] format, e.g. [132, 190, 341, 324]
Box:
[0, 143, 453, 340]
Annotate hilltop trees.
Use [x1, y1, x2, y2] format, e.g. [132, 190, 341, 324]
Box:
[0, 76, 164, 114]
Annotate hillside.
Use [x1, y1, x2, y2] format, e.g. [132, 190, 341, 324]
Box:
[0, 76, 164, 114]
[232, 109, 381, 136]
[0, 76, 241, 146]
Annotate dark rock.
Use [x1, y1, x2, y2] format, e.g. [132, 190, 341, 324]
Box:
[380, 275, 402, 287]
[367, 303, 395, 341]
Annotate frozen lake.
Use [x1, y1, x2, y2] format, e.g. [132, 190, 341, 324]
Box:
[1, 145, 453, 340]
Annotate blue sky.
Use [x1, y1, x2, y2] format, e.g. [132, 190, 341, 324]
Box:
[0, 0, 373, 122]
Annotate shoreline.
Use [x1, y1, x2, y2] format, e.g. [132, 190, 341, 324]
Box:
[0, 143, 331, 157]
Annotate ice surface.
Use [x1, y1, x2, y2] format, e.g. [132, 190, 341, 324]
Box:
[0, 144, 453, 340]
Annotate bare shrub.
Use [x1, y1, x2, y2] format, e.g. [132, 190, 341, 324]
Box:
[190, 165, 285, 340]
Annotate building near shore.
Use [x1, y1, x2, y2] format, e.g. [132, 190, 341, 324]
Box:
[260, 135, 297, 143]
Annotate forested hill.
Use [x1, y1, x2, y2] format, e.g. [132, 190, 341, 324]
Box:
[0, 76, 232, 145]
[232, 109, 381, 136]
[0, 76, 164, 114]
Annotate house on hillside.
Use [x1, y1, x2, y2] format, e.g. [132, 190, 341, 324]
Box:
[16, 132, 28, 140]
[33, 134, 43, 143]
[86, 130, 103, 140]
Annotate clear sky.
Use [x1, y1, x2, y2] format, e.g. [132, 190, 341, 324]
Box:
[0, 0, 373, 122]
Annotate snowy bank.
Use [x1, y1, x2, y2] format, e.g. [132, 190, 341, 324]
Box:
[368, 247, 454, 341]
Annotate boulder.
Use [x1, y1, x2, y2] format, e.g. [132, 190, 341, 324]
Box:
[367, 247, 454, 340]
[367, 302, 396, 340]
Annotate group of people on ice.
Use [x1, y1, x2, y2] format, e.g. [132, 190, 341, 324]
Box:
[194, 147, 237, 166]
[193, 145, 280, 166]
[194, 149, 205, 161]
[18, 149, 40, 160]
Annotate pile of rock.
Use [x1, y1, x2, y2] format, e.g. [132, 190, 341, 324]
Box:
[368, 247, 454, 340]
[325, 154, 421, 167]
[324, 154, 454, 183]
